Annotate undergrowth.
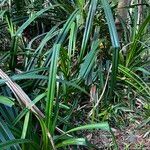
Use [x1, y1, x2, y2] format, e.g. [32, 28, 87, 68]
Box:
[0, 0, 150, 149]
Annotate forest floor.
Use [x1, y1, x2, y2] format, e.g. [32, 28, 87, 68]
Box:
[76, 107, 150, 150]
[84, 122, 150, 149]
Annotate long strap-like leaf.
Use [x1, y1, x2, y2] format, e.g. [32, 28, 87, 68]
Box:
[79, 0, 98, 61]
[101, 0, 120, 98]
[46, 9, 79, 133]
[0, 69, 44, 118]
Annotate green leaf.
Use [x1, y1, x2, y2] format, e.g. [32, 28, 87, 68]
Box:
[21, 111, 30, 139]
[15, 6, 58, 36]
[101, 0, 120, 48]
[0, 96, 14, 107]
[37, 117, 56, 150]
[118, 65, 150, 96]
[46, 44, 61, 133]
[126, 14, 150, 66]
[79, 39, 99, 79]
[56, 138, 94, 148]
[79, 0, 98, 61]
[134, 67, 150, 76]
[46, 9, 79, 133]
[26, 25, 60, 70]
[0, 118, 21, 149]
[0, 10, 6, 19]
[13, 92, 46, 126]
[68, 22, 77, 59]
[0, 139, 39, 150]
[66, 122, 110, 134]
[56, 123, 110, 148]
[76, 0, 85, 9]
[101, 0, 120, 97]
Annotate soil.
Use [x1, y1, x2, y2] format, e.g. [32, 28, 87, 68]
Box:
[81, 121, 150, 149]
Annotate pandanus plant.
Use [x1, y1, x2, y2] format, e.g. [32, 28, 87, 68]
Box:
[0, 0, 149, 149]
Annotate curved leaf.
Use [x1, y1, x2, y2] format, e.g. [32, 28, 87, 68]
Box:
[0, 96, 14, 107]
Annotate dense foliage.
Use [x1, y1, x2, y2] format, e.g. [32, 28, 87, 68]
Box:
[0, 0, 150, 149]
